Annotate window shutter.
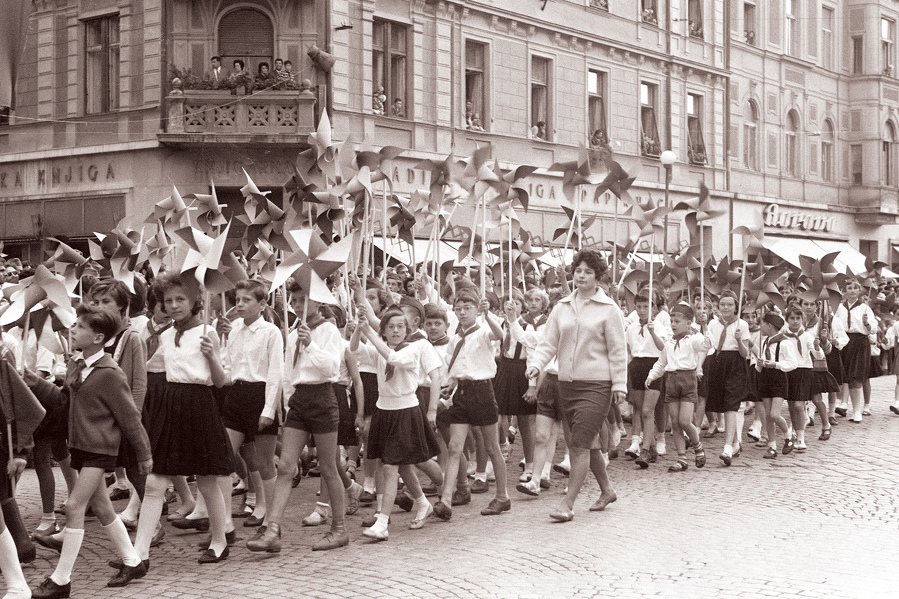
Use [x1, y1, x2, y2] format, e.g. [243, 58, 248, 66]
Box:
[219, 9, 273, 57]
[769, 0, 781, 46]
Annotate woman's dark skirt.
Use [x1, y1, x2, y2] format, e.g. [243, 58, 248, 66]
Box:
[494, 358, 535, 416]
[840, 333, 871, 384]
[147, 382, 232, 477]
[366, 405, 440, 466]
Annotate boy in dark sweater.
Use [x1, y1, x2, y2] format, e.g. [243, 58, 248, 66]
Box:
[26, 306, 152, 598]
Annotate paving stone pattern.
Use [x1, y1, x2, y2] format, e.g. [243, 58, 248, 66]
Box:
[15, 377, 899, 599]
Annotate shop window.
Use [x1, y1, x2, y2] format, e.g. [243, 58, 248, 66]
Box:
[588, 70, 607, 148]
[688, 0, 703, 39]
[851, 144, 863, 185]
[84, 15, 119, 114]
[860, 240, 878, 263]
[218, 9, 274, 77]
[465, 41, 487, 131]
[640, 82, 661, 157]
[743, 1, 756, 46]
[687, 94, 707, 164]
[0, 106, 9, 127]
[373, 20, 408, 119]
[642, 0, 658, 26]
[530, 56, 551, 141]
[785, 110, 799, 176]
[884, 122, 896, 185]
[883, 18, 895, 76]
[785, 0, 799, 57]
[822, 7, 834, 70]
[821, 120, 835, 182]
[589, 0, 609, 10]
[743, 100, 760, 170]
[852, 36, 864, 74]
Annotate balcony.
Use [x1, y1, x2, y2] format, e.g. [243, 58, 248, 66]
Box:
[159, 86, 317, 147]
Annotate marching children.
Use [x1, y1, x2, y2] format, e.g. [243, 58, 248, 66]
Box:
[836, 280, 876, 423]
[247, 281, 347, 553]
[802, 300, 839, 441]
[350, 307, 442, 539]
[783, 306, 821, 451]
[433, 289, 511, 521]
[645, 302, 710, 471]
[28, 307, 152, 597]
[625, 291, 669, 469]
[756, 312, 796, 458]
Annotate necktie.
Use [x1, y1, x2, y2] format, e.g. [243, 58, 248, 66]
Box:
[431, 335, 449, 347]
[716, 319, 735, 353]
[385, 340, 410, 381]
[762, 336, 771, 361]
[784, 329, 803, 356]
[174, 315, 202, 347]
[672, 333, 687, 350]
[67, 358, 87, 392]
[146, 320, 173, 359]
[446, 325, 478, 376]
[639, 319, 648, 337]
[845, 301, 857, 330]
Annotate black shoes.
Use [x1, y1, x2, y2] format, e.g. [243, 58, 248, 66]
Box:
[107, 561, 147, 587]
[171, 517, 210, 531]
[32, 531, 63, 553]
[32, 577, 71, 598]
[197, 546, 229, 564]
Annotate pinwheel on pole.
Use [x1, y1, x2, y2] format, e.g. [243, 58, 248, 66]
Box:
[238, 169, 296, 254]
[673, 182, 724, 306]
[658, 244, 702, 301]
[144, 224, 173, 277]
[549, 145, 603, 264]
[295, 111, 347, 188]
[42, 238, 90, 294]
[731, 209, 766, 316]
[796, 252, 845, 313]
[458, 146, 502, 297]
[88, 226, 145, 295]
[174, 220, 234, 333]
[553, 205, 597, 263]
[593, 149, 638, 278]
[270, 229, 355, 322]
[742, 256, 787, 312]
[146, 184, 191, 238]
[625, 197, 670, 301]
[185, 181, 228, 237]
[704, 256, 743, 297]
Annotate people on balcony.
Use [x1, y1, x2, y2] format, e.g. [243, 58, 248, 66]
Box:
[254, 63, 275, 91]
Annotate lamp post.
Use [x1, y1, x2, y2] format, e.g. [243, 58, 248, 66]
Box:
[660, 150, 676, 256]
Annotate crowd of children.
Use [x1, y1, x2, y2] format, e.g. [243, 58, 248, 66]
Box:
[0, 248, 898, 598]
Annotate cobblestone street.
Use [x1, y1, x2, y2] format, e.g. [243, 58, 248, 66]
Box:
[15, 377, 899, 599]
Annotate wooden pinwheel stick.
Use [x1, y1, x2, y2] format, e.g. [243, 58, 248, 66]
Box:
[7, 423, 14, 494]
[613, 195, 619, 281]
[480, 193, 487, 299]
[737, 249, 747, 317]
[699, 224, 705, 308]
[382, 181, 389, 282]
[508, 224, 513, 302]
[18, 311, 30, 377]
[648, 233, 654, 303]
[360, 191, 372, 284]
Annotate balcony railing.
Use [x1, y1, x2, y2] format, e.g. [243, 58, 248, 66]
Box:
[163, 87, 316, 142]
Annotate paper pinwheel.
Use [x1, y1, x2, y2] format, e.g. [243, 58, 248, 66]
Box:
[704, 256, 743, 296]
[296, 111, 346, 186]
[42, 238, 90, 290]
[658, 245, 702, 295]
[237, 170, 295, 254]
[549, 145, 604, 203]
[269, 230, 355, 305]
[673, 182, 724, 235]
[626, 197, 670, 242]
[88, 227, 145, 292]
[742, 256, 787, 311]
[553, 205, 597, 248]
[355, 143, 405, 191]
[144, 225, 172, 276]
[185, 182, 228, 236]
[731, 209, 766, 253]
[456, 227, 486, 265]
[387, 195, 417, 246]
[174, 220, 234, 297]
[0, 265, 76, 329]
[415, 152, 472, 208]
[593, 150, 637, 203]
[147, 185, 190, 237]
[795, 252, 845, 309]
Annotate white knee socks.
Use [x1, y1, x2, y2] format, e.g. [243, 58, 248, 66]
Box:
[50, 528, 84, 586]
[0, 528, 29, 598]
[102, 517, 141, 567]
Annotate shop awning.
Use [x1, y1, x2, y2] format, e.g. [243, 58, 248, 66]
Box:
[763, 236, 899, 278]
[371, 237, 465, 267]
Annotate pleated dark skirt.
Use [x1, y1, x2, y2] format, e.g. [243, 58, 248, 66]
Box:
[494, 358, 535, 416]
[148, 382, 233, 477]
[786, 368, 812, 402]
[810, 369, 840, 395]
[840, 333, 870, 384]
[826, 348, 845, 386]
[705, 351, 748, 413]
[366, 405, 441, 466]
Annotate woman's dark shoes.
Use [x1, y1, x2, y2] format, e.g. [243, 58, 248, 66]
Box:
[819, 428, 832, 441]
[196, 529, 236, 548]
[834, 407, 848, 417]
[32, 531, 63, 553]
[246, 523, 281, 553]
[107, 561, 147, 587]
[171, 517, 210, 531]
[197, 546, 229, 564]
[32, 577, 70, 599]
[244, 514, 265, 527]
[109, 488, 130, 502]
[108, 558, 149, 572]
[635, 449, 650, 469]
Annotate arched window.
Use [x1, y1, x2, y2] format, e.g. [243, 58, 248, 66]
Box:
[785, 110, 799, 176]
[743, 100, 759, 170]
[821, 120, 835, 182]
[218, 9, 274, 76]
[885, 122, 896, 185]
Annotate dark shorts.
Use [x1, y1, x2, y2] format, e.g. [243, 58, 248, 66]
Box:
[284, 383, 339, 434]
[70, 448, 118, 472]
[557, 380, 612, 450]
[494, 358, 536, 416]
[222, 381, 279, 440]
[447, 380, 499, 427]
[787, 368, 812, 402]
[629, 357, 662, 392]
[757, 368, 788, 399]
[664, 371, 698, 404]
[334, 383, 359, 447]
[536, 374, 562, 420]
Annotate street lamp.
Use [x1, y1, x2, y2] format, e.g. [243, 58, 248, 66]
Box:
[660, 150, 676, 255]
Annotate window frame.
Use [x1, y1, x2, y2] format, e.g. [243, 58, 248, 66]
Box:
[688, 0, 704, 39]
[743, 100, 760, 171]
[821, 120, 835, 182]
[530, 55, 552, 141]
[883, 18, 895, 76]
[84, 14, 120, 115]
[687, 93, 707, 164]
[464, 39, 489, 132]
[587, 69, 608, 148]
[372, 19, 410, 119]
[884, 122, 896, 185]
[851, 143, 863, 185]
[743, 1, 757, 46]
[785, 0, 799, 58]
[852, 36, 864, 74]
[821, 7, 834, 70]
[641, 0, 659, 27]
[785, 110, 799, 177]
[640, 82, 661, 158]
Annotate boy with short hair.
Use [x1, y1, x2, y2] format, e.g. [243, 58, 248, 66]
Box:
[645, 303, 710, 471]
[433, 289, 510, 519]
[28, 307, 152, 597]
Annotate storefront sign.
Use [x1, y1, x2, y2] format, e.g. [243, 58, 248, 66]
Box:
[0, 160, 115, 194]
[763, 203, 836, 233]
